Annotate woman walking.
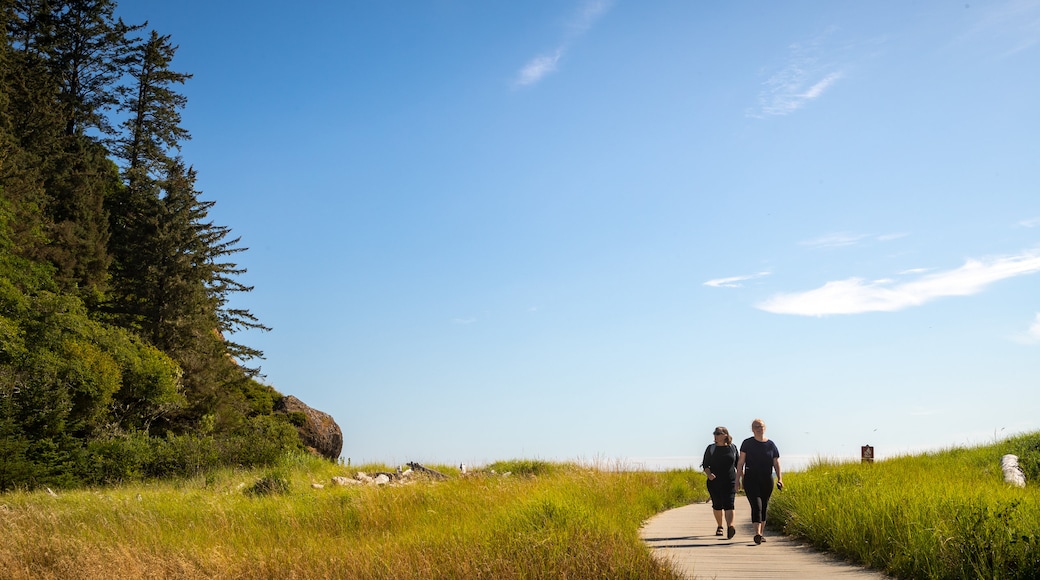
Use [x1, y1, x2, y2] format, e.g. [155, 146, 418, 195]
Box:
[701, 426, 738, 539]
[736, 418, 782, 545]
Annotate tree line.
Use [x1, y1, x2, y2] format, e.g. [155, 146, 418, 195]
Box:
[0, 0, 304, 490]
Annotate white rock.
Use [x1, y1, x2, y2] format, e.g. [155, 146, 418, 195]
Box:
[374, 474, 390, 485]
[1001, 454, 1026, 487]
[331, 476, 362, 486]
[311, 483, 325, 489]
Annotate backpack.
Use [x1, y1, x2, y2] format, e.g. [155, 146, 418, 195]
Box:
[704, 443, 738, 469]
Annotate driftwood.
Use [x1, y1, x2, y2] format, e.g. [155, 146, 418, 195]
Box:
[406, 462, 448, 480]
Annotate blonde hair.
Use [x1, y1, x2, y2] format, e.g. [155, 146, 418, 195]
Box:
[751, 418, 766, 430]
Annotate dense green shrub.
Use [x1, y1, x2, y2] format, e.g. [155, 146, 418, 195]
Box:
[486, 459, 560, 477]
[246, 468, 291, 496]
[83, 432, 154, 484]
[149, 433, 221, 478]
[218, 415, 303, 467]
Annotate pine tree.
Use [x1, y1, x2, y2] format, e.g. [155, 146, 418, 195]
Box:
[106, 26, 268, 366]
[114, 30, 190, 187]
[107, 161, 269, 431]
[3, 0, 132, 299]
[106, 27, 193, 339]
[163, 162, 269, 365]
[2, 0, 62, 268]
[44, 0, 141, 137]
[7, 0, 54, 57]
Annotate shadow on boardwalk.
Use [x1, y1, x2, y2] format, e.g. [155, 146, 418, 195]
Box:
[640, 501, 892, 579]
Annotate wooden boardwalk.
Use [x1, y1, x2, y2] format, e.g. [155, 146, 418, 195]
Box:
[639, 500, 891, 579]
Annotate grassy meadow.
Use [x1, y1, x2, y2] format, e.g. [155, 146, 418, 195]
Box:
[5, 434, 1040, 579]
[770, 432, 1040, 579]
[0, 455, 703, 579]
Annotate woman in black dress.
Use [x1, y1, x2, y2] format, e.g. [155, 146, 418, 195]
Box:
[736, 418, 783, 544]
[701, 426, 738, 539]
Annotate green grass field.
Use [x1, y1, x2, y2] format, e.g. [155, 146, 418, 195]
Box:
[4, 434, 1040, 579]
[770, 432, 1040, 579]
[0, 455, 703, 579]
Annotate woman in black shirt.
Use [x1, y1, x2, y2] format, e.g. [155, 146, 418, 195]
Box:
[701, 426, 738, 539]
[736, 418, 783, 545]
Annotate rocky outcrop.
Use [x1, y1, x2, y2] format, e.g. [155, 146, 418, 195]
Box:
[275, 395, 343, 460]
[321, 464, 511, 489]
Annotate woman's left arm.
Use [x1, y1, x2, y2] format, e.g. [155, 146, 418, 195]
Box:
[735, 452, 746, 492]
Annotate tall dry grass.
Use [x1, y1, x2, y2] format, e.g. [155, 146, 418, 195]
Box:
[0, 455, 704, 579]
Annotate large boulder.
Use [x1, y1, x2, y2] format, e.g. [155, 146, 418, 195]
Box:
[276, 395, 343, 460]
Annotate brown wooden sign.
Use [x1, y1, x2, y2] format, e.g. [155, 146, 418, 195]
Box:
[861, 445, 874, 463]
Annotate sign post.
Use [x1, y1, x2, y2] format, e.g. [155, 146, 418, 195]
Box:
[861, 445, 874, 463]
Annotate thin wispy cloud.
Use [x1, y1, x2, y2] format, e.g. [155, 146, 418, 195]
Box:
[571, 0, 611, 34]
[515, 52, 562, 87]
[802, 72, 843, 99]
[757, 250, 1040, 316]
[1010, 313, 1040, 344]
[704, 271, 771, 288]
[1018, 216, 1040, 228]
[877, 232, 909, 242]
[799, 231, 905, 249]
[512, 0, 612, 88]
[799, 232, 868, 249]
[1026, 313, 1040, 342]
[750, 31, 846, 117]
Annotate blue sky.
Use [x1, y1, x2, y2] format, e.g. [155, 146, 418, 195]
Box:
[115, 1, 1040, 470]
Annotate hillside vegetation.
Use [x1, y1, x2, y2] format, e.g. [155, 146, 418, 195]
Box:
[771, 432, 1040, 579]
[0, 0, 304, 490]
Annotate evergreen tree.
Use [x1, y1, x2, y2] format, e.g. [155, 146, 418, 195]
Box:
[37, 139, 117, 300]
[106, 27, 268, 420]
[4, 0, 128, 299]
[7, 0, 54, 57]
[107, 161, 268, 431]
[114, 29, 190, 186]
[106, 26, 192, 339]
[44, 0, 140, 137]
[2, 0, 60, 267]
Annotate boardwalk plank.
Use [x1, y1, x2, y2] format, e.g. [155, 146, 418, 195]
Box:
[640, 500, 891, 579]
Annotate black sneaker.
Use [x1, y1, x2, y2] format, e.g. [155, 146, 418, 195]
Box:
[754, 534, 762, 545]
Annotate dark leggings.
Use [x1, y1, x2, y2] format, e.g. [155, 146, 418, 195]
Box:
[743, 472, 774, 523]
